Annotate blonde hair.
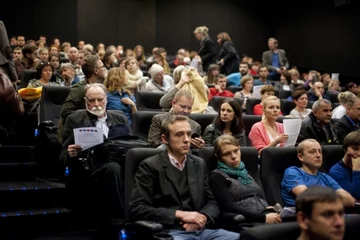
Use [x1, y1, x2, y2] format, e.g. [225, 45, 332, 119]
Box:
[328, 79, 340, 90]
[104, 67, 132, 96]
[240, 75, 253, 88]
[262, 96, 280, 120]
[289, 69, 300, 77]
[194, 26, 209, 36]
[338, 91, 356, 105]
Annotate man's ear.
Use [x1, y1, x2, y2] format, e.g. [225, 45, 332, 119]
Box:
[161, 134, 168, 145]
[296, 211, 309, 230]
[171, 100, 176, 107]
[297, 153, 304, 163]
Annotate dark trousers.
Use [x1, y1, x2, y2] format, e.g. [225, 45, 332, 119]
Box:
[92, 161, 124, 219]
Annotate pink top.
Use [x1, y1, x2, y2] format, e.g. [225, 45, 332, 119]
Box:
[248, 121, 285, 152]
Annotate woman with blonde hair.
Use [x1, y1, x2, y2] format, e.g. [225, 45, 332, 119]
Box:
[104, 67, 137, 125]
[133, 45, 146, 64]
[332, 91, 356, 119]
[249, 96, 288, 154]
[217, 32, 240, 75]
[154, 48, 171, 75]
[194, 26, 216, 72]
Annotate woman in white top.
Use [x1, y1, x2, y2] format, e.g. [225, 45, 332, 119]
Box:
[332, 91, 356, 119]
[289, 90, 312, 119]
[234, 75, 254, 110]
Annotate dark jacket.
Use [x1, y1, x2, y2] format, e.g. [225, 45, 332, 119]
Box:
[59, 109, 128, 163]
[297, 112, 338, 145]
[148, 110, 202, 148]
[203, 123, 247, 147]
[219, 40, 240, 75]
[0, 21, 17, 82]
[261, 49, 289, 72]
[198, 36, 217, 72]
[333, 115, 359, 144]
[129, 151, 220, 227]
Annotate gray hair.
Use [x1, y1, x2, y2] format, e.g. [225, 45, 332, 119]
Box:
[84, 83, 106, 96]
[60, 63, 75, 72]
[312, 99, 331, 110]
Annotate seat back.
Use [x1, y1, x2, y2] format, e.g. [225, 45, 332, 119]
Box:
[279, 90, 292, 100]
[240, 214, 360, 240]
[131, 111, 162, 142]
[39, 86, 70, 125]
[326, 92, 339, 103]
[124, 148, 165, 223]
[20, 70, 37, 88]
[240, 222, 299, 240]
[197, 147, 261, 187]
[227, 86, 242, 94]
[243, 115, 262, 137]
[135, 91, 164, 111]
[209, 96, 243, 112]
[280, 99, 296, 116]
[245, 99, 261, 115]
[320, 145, 344, 173]
[189, 113, 217, 135]
[260, 147, 300, 205]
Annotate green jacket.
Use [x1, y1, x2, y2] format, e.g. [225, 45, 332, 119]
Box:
[57, 80, 87, 144]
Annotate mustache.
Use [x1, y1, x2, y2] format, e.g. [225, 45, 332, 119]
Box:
[91, 106, 103, 111]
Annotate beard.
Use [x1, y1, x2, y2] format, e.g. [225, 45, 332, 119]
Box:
[86, 105, 105, 117]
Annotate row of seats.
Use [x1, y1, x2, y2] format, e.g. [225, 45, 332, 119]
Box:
[121, 145, 349, 236]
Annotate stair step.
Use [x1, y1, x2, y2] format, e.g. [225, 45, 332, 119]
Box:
[0, 208, 73, 238]
[0, 146, 35, 163]
[0, 162, 37, 181]
[0, 180, 67, 211]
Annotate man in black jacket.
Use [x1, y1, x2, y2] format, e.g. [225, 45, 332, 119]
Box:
[60, 83, 128, 224]
[129, 115, 239, 239]
[334, 96, 360, 144]
[297, 99, 338, 145]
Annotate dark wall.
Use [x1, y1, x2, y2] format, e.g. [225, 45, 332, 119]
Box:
[274, 1, 360, 79]
[0, 0, 77, 45]
[155, 0, 274, 60]
[77, 0, 155, 52]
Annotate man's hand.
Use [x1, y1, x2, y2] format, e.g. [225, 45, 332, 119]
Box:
[175, 210, 207, 228]
[265, 213, 282, 224]
[215, 84, 223, 93]
[67, 144, 82, 157]
[352, 157, 360, 171]
[191, 137, 205, 149]
[183, 223, 201, 232]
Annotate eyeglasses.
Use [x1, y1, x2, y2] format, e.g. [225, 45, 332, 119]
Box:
[95, 65, 106, 69]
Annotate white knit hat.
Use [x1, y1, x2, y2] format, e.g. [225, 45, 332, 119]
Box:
[149, 64, 164, 79]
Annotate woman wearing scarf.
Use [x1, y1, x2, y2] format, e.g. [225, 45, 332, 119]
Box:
[209, 135, 282, 224]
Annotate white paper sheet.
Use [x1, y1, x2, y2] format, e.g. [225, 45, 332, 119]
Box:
[331, 73, 339, 80]
[283, 118, 302, 147]
[253, 85, 263, 99]
[73, 127, 104, 150]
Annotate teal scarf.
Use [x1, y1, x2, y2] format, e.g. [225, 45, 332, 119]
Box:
[217, 161, 252, 185]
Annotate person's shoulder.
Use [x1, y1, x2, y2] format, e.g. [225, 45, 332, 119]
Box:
[285, 166, 301, 175]
[142, 152, 166, 167]
[68, 109, 87, 118]
[153, 112, 169, 121]
[188, 153, 205, 165]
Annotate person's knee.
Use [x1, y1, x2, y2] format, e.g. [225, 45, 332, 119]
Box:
[103, 162, 122, 176]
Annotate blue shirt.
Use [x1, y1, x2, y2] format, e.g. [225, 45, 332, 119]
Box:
[106, 90, 136, 126]
[329, 161, 360, 200]
[253, 79, 272, 86]
[270, 52, 280, 76]
[226, 72, 242, 87]
[281, 166, 341, 206]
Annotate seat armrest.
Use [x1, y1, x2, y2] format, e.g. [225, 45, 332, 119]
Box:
[219, 212, 246, 224]
[124, 220, 164, 233]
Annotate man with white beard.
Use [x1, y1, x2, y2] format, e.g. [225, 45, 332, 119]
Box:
[59, 83, 128, 232]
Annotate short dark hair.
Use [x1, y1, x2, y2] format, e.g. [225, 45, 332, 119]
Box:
[343, 131, 360, 151]
[160, 115, 189, 138]
[295, 186, 341, 217]
[82, 54, 99, 79]
[36, 61, 53, 79]
[292, 90, 307, 101]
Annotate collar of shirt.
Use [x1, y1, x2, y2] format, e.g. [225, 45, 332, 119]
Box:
[345, 115, 359, 130]
[96, 115, 109, 138]
[168, 153, 187, 171]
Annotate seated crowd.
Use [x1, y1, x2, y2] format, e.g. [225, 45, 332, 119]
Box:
[2, 27, 360, 240]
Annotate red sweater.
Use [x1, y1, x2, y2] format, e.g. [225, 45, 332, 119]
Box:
[208, 88, 234, 101]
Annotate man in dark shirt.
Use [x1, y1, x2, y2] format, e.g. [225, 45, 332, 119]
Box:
[129, 115, 239, 239]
